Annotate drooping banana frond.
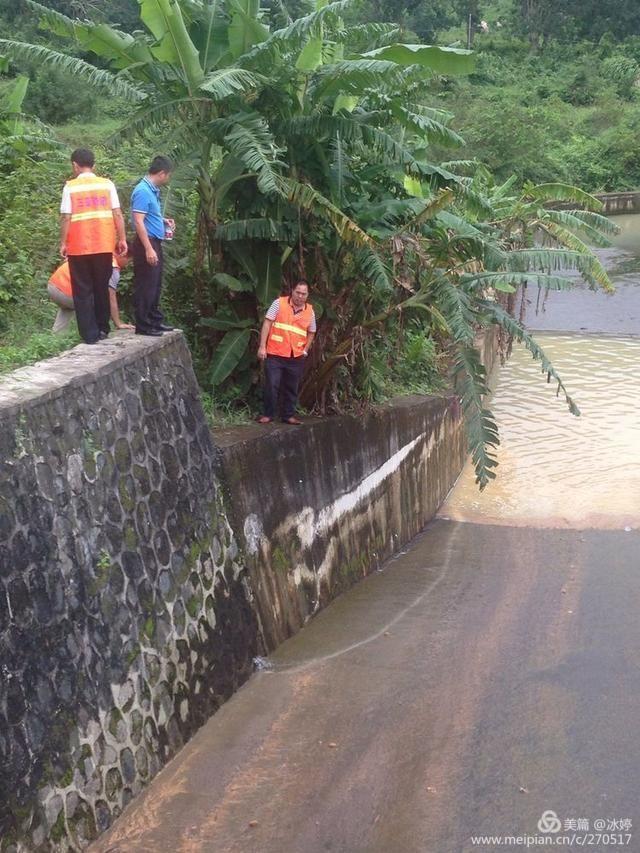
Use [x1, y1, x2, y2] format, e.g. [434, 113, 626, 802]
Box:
[535, 224, 614, 292]
[541, 209, 615, 248]
[237, 0, 352, 67]
[434, 275, 477, 345]
[0, 40, 147, 103]
[26, 0, 155, 73]
[278, 176, 371, 245]
[435, 211, 506, 268]
[200, 67, 265, 99]
[264, 0, 353, 45]
[526, 181, 603, 212]
[462, 271, 579, 293]
[566, 209, 620, 235]
[481, 299, 580, 417]
[453, 344, 499, 489]
[351, 197, 426, 230]
[434, 277, 498, 488]
[282, 112, 440, 178]
[25, 1, 78, 39]
[108, 97, 209, 142]
[505, 247, 594, 273]
[309, 59, 405, 99]
[224, 115, 285, 196]
[389, 102, 464, 148]
[1, 132, 64, 155]
[355, 245, 394, 294]
[453, 180, 495, 219]
[402, 188, 455, 231]
[341, 23, 401, 54]
[439, 159, 480, 175]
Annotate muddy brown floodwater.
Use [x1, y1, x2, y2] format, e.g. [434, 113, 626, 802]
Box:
[439, 333, 640, 529]
[442, 213, 640, 530]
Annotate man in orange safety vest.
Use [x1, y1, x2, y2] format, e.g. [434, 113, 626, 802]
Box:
[59, 148, 128, 344]
[257, 280, 316, 424]
[48, 255, 134, 334]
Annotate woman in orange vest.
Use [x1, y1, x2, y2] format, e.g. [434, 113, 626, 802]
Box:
[257, 280, 316, 424]
[59, 147, 128, 344]
[48, 255, 134, 333]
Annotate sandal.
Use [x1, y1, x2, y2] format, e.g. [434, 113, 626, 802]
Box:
[283, 417, 303, 425]
[257, 416, 273, 424]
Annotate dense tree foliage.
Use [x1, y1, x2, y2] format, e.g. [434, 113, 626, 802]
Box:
[0, 0, 625, 487]
[512, 0, 640, 45]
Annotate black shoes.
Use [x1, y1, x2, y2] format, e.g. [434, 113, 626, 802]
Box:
[134, 324, 174, 336]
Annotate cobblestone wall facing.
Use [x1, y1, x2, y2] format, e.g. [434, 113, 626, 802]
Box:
[0, 334, 258, 852]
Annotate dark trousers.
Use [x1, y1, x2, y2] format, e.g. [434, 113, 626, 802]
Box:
[133, 236, 165, 333]
[68, 252, 112, 343]
[264, 355, 306, 419]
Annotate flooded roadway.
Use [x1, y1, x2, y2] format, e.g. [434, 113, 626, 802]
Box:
[94, 220, 640, 853]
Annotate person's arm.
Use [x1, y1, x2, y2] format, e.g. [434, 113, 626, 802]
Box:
[258, 318, 273, 360]
[60, 215, 71, 258]
[60, 184, 71, 257]
[109, 182, 128, 256]
[109, 289, 134, 330]
[303, 332, 315, 356]
[303, 309, 317, 356]
[113, 209, 128, 256]
[132, 211, 159, 266]
[258, 298, 281, 359]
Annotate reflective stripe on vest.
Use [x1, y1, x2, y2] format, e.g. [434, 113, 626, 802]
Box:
[65, 175, 116, 256]
[266, 297, 313, 358]
[273, 321, 308, 338]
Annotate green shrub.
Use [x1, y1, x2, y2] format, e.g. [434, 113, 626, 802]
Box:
[24, 66, 99, 125]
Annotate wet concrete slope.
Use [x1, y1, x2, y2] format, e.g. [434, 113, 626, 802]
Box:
[92, 520, 640, 853]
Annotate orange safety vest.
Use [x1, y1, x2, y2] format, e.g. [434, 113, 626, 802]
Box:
[266, 297, 314, 358]
[65, 174, 117, 256]
[49, 256, 119, 298]
[49, 261, 73, 298]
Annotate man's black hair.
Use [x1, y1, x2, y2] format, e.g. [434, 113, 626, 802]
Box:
[293, 279, 309, 289]
[149, 155, 174, 175]
[71, 148, 95, 168]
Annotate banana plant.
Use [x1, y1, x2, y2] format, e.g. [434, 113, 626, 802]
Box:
[4, 0, 616, 489]
[0, 73, 60, 167]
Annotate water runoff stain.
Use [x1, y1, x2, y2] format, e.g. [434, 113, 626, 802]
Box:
[440, 333, 640, 530]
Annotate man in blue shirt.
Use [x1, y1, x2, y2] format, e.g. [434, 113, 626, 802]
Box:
[130, 155, 175, 336]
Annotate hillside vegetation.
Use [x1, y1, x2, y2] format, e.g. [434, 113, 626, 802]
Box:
[0, 0, 632, 485]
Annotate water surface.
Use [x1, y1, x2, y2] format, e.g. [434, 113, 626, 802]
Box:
[440, 333, 640, 528]
[441, 215, 640, 529]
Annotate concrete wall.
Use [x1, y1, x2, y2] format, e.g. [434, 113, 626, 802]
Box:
[215, 394, 465, 650]
[0, 334, 258, 852]
[552, 191, 640, 215]
[596, 191, 640, 215]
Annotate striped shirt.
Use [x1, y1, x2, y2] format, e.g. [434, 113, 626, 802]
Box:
[266, 298, 316, 333]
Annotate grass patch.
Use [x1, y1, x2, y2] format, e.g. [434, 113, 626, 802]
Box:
[0, 328, 80, 374]
[200, 392, 254, 429]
